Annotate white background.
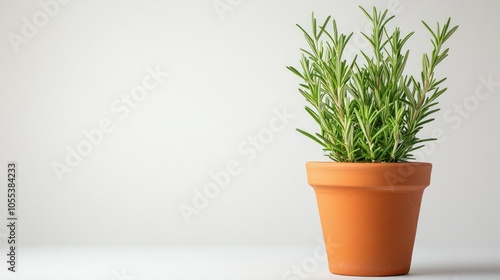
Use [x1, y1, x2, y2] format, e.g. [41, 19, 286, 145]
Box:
[0, 0, 499, 279]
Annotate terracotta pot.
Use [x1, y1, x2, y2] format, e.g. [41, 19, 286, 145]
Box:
[306, 162, 432, 276]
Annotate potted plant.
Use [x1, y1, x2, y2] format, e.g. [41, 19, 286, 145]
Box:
[287, 6, 458, 276]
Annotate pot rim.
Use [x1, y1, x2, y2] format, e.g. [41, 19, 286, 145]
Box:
[306, 161, 432, 188]
[306, 161, 432, 165]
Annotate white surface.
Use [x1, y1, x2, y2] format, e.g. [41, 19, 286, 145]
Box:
[0, 246, 499, 280]
[0, 0, 499, 263]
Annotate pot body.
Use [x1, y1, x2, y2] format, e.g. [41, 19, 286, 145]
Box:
[306, 162, 432, 276]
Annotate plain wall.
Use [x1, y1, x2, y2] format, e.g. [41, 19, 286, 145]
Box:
[0, 0, 499, 250]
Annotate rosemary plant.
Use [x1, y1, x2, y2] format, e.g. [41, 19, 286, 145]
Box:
[288, 6, 458, 162]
